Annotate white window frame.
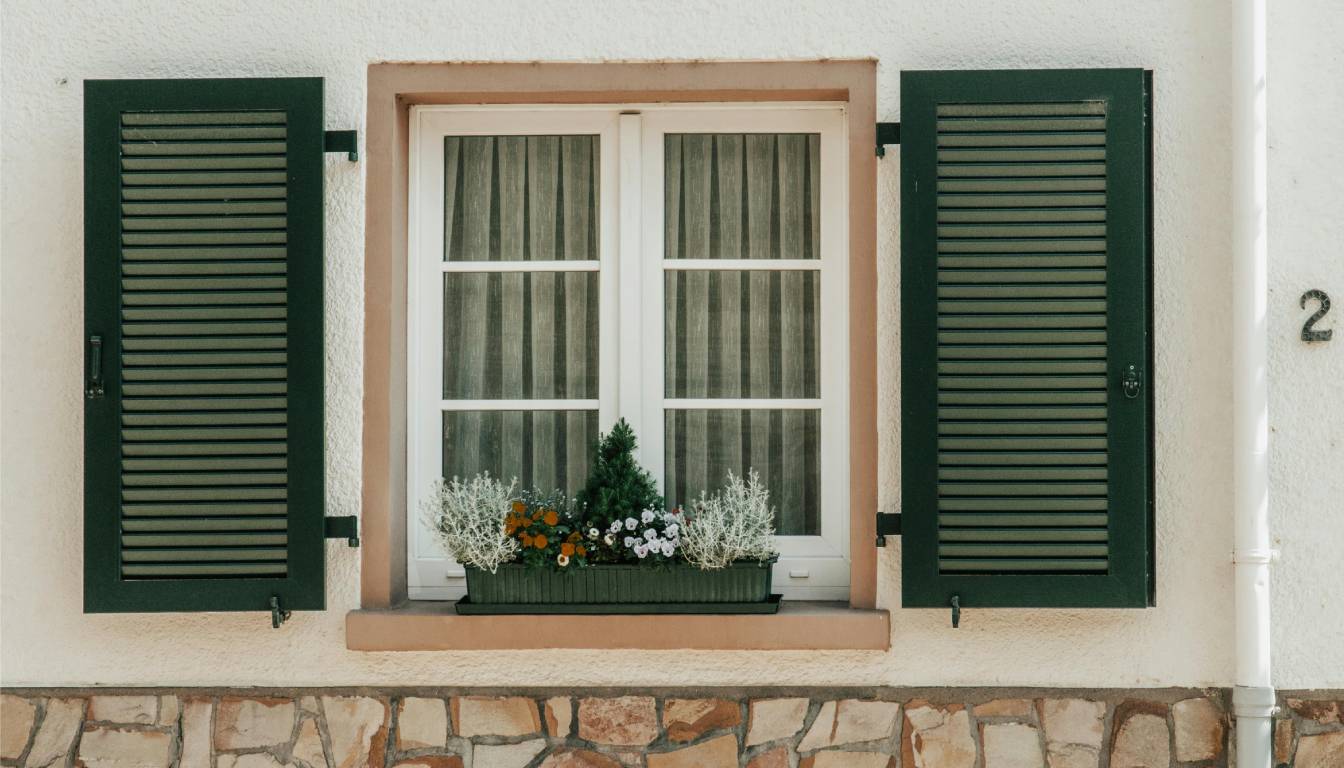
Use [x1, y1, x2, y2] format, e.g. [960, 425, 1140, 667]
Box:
[407, 103, 849, 601]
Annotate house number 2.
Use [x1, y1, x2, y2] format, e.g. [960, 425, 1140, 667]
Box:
[1300, 289, 1333, 342]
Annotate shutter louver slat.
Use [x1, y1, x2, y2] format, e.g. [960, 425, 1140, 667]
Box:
[123, 186, 288, 200]
[117, 108, 292, 582]
[121, 517, 288, 531]
[932, 100, 1111, 577]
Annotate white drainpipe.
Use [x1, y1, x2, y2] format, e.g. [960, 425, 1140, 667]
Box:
[1231, 1, 1276, 767]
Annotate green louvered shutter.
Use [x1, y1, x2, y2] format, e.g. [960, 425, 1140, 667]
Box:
[84, 78, 325, 613]
[900, 69, 1153, 608]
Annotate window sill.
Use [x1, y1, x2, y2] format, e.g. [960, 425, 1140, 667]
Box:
[346, 600, 890, 651]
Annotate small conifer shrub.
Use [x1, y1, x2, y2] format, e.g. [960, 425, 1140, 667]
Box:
[574, 419, 665, 561]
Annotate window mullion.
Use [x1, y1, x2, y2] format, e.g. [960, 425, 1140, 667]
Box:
[662, 259, 822, 271]
[439, 399, 601, 411]
[439, 260, 600, 273]
[617, 112, 650, 438]
[662, 398, 822, 410]
[636, 113, 668, 484]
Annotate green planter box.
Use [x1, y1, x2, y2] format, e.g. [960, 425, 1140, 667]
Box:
[457, 558, 779, 615]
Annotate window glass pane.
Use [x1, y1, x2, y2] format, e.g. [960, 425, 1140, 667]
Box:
[443, 272, 599, 399]
[665, 270, 818, 398]
[664, 409, 819, 535]
[664, 134, 819, 260]
[444, 135, 598, 262]
[443, 410, 598, 497]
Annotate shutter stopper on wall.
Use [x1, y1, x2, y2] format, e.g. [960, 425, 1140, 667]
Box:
[324, 130, 358, 161]
[270, 596, 291, 628]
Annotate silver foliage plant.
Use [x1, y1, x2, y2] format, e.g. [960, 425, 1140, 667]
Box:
[422, 473, 519, 573]
[680, 469, 778, 570]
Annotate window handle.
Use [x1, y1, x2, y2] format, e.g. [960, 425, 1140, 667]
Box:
[86, 335, 104, 399]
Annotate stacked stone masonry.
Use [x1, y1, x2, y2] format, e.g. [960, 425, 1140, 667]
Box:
[1, 690, 1341, 767]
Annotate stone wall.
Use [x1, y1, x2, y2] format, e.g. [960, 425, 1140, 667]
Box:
[0, 689, 1340, 768]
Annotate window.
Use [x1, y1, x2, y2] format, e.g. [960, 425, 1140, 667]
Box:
[408, 105, 849, 600]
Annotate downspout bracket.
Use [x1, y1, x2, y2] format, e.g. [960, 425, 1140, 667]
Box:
[1233, 685, 1279, 718]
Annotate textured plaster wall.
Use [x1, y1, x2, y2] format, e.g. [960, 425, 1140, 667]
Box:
[0, 0, 1332, 689]
[1266, 0, 1344, 689]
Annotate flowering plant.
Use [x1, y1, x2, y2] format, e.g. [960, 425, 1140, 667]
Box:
[427, 426, 778, 576]
[504, 490, 590, 569]
[603, 507, 683, 564]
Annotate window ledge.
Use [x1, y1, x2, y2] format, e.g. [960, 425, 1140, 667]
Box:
[346, 601, 890, 651]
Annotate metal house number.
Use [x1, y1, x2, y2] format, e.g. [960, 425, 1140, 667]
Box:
[1300, 290, 1334, 343]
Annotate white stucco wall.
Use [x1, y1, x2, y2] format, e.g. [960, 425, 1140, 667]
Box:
[1267, 0, 1344, 690]
[1, 0, 1338, 690]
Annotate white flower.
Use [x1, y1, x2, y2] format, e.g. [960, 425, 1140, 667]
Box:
[609, 520, 623, 533]
[557, 554, 571, 567]
[666, 523, 679, 536]
[587, 527, 600, 540]
[661, 541, 675, 557]
[625, 518, 638, 531]
[634, 544, 649, 558]
[643, 529, 658, 541]
[624, 536, 638, 547]
[641, 509, 655, 523]
[603, 532, 616, 546]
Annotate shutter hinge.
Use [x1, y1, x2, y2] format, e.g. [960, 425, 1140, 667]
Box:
[950, 595, 961, 628]
[876, 122, 901, 157]
[324, 130, 359, 161]
[875, 512, 901, 546]
[324, 516, 360, 547]
[269, 595, 291, 628]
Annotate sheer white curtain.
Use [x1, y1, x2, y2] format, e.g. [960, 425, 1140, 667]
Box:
[440, 135, 599, 496]
[662, 134, 822, 535]
[438, 130, 825, 534]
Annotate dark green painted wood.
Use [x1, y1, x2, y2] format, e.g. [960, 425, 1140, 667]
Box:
[84, 77, 325, 613]
[464, 559, 778, 606]
[901, 69, 1153, 609]
[454, 594, 782, 615]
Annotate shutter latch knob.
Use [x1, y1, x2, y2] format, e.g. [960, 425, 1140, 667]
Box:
[1122, 365, 1143, 399]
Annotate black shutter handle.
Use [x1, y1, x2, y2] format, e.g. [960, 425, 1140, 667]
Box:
[86, 335, 104, 399]
[1122, 365, 1142, 399]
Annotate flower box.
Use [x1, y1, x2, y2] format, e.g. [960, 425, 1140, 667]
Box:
[455, 557, 779, 615]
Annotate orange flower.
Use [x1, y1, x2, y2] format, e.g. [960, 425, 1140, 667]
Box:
[576, 545, 587, 557]
[533, 534, 548, 549]
[512, 500, 526, 514]
[560, 542, 575, 557]
[566, 531, 581, 543]
[543, 509, 559, 526]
